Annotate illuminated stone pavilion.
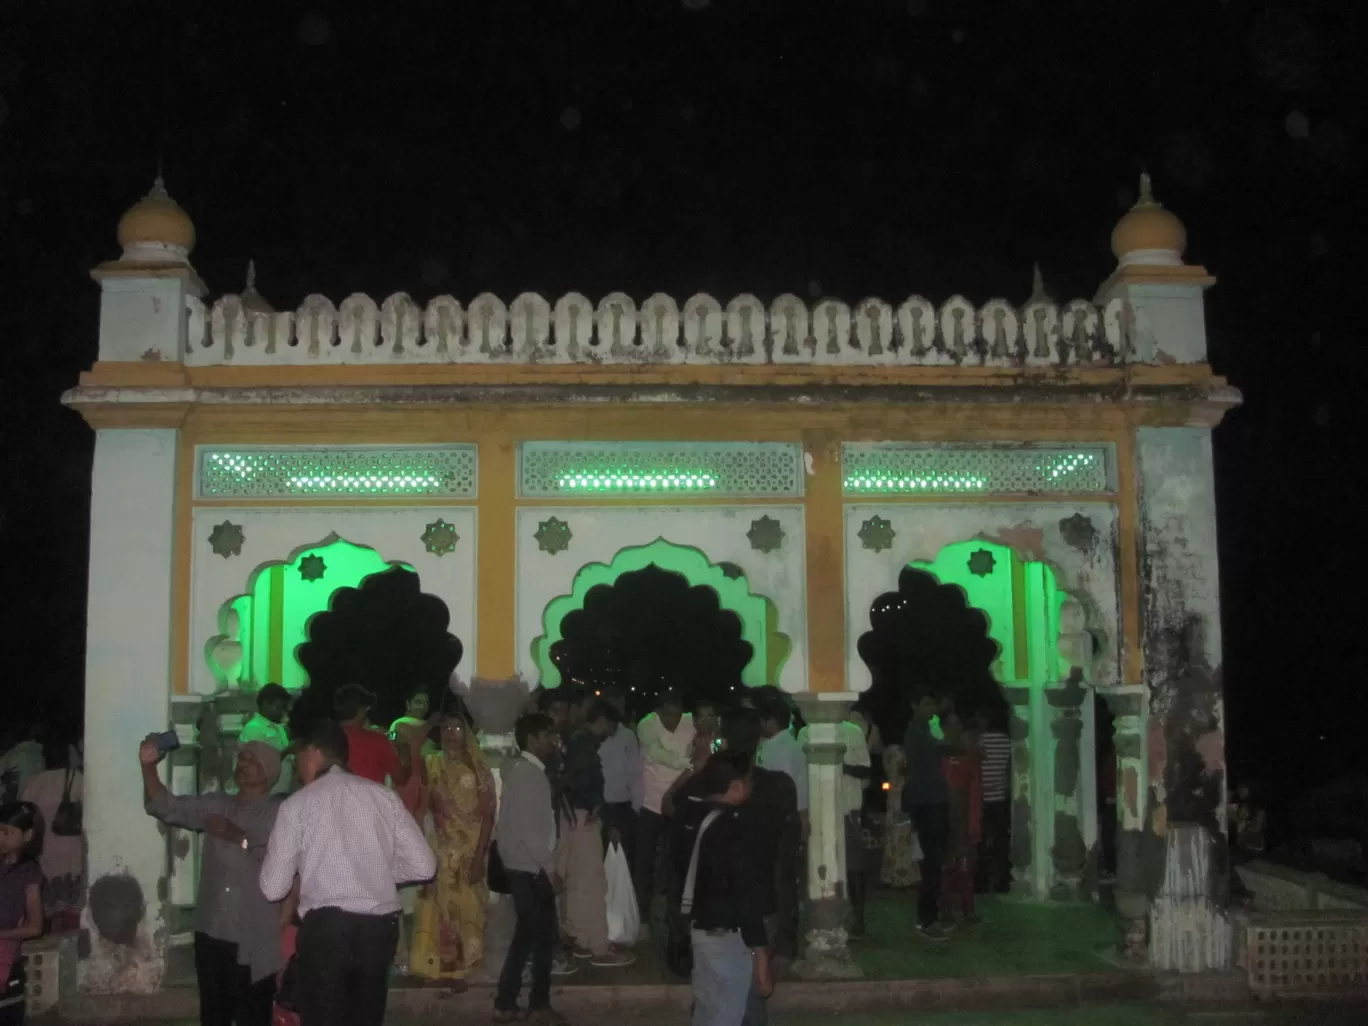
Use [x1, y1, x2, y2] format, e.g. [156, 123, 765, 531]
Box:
[63, 173, 1239, 991]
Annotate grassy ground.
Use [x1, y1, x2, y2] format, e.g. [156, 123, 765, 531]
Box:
[850, 890, 1119, 979]
[47, 1007, 1368, 1026]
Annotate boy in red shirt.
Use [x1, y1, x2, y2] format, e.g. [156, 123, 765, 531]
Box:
[334, 684, 418, 788]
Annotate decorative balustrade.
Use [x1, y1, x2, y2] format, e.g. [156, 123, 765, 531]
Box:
[184, 290, 1141, 368]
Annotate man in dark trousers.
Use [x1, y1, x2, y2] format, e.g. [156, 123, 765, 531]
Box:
[260, 720, 435, 1026]
[493, 713, 571, 1025]
[901, 690, 960, 941]
[674, 751, 775, 1025]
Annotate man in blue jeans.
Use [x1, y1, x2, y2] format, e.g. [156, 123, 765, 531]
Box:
[675, 751, 774, 1026]
[902, 690, 960, 941]
[494, 713, 570, 1025]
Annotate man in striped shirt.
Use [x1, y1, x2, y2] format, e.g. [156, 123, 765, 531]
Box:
[975, 710, 1013, 893]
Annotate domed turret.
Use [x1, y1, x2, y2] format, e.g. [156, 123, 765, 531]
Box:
[1110, 172, 1186, 267]
[116, 175, 196, 264]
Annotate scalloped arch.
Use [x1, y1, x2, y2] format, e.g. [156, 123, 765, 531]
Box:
[205, 535, 414, 691]
[909, 538, 1103, 685]
[531, 537, 788, 689]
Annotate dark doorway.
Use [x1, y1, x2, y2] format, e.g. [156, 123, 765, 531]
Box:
[856, 566, 1005, 746]
[290, 566, 464, 736]
[551, 564, 753, 721]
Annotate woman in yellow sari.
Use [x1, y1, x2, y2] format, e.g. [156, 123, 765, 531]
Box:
[411, 714, 496, 990]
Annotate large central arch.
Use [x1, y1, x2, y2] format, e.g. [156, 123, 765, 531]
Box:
[530, 537, 790, 689]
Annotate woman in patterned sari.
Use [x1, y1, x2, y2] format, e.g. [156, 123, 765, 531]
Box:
[411, 714, 496, 991]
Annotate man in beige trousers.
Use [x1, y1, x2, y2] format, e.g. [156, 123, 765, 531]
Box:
[557, 700, 634, 966]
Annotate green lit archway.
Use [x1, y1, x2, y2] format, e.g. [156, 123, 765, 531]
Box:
[207, 535, 414, 692]
[531, 537, 790, 689]
[909, 538, 1073, 686]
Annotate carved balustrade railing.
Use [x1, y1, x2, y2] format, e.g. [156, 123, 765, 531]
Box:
[183, 290, 1142, 368]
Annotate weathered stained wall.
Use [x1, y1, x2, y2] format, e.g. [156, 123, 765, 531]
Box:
[81, 429, 179, 992]
[1135, 426, 1230, 971]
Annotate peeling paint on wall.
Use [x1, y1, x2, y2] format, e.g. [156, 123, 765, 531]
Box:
[1136, 427, 1230, 970]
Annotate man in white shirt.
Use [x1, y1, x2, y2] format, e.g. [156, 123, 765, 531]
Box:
[494, 712, 573, 1024]
[597, 695, 643, 879]
[260, 720, 435, 1026]
[0, 719, 45, 804]
[635, 692, 694, 916]
[238, 683, 294, 794]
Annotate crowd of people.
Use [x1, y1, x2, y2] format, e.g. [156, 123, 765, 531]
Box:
[0, 679, 1014, 1026]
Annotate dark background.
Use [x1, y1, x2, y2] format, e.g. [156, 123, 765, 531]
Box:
[2, 3, 1361, 837]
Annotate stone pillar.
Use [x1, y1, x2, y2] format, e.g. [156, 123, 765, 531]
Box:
[1102, 689, 1150, 961]
[792, 693, 862, 980]
[460, 676, 533, 981]
[1136, 426, 1232, 971]
[1047, 673, 1087, 901]
[166, 697, 207, 940]
[1005, 687, 1034, 897]
[79, 428, 181, 993]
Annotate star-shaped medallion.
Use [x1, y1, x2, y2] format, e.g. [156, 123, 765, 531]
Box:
[968, 548, 997, 577]
[298, 554, 327, 582]
[534, 516, 573, 555]
[422, 518, 460, 557]
[747, 515, 785, 554]
[858, 515, 896, 553]
[208, 521, 245, 559]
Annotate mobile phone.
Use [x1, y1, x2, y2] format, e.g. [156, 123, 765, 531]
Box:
[153, 729, 181, 754]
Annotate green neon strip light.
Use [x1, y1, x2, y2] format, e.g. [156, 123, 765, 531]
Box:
[842, 445, 1109, 496]
[198, 446, 476, 498]
[846, 475, 987, 493]
[557, 471, 720, 492]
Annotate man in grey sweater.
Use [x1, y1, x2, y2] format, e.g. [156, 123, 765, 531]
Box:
[494, 713, 568, 1025]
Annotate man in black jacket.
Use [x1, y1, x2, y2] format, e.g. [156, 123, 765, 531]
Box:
[674, 751, 774, 1026]
[669, 707, 794, 1025]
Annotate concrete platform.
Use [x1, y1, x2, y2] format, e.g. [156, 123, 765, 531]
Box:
[50, 895, 1192, 1022]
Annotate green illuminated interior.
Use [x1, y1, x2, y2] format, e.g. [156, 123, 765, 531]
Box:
[209, 538, 413, 690]
[908, 539, 1068, 685]
[558, 471, 719, 492]
[531, 538, 789, 689]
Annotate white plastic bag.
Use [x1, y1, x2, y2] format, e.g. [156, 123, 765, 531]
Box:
[604, 840, 640, 946]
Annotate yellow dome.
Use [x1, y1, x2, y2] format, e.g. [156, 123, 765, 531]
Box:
[1110, 172, 1186, 265]
[116, 176, 196, 260]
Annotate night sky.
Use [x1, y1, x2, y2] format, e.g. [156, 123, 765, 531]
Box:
[2, 4, 1361, 818]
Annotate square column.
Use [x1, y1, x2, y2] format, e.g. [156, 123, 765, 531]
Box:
[80, 428, 181, 992]
[1135, 426, 1231, 971]
[792, 693, 862, 980]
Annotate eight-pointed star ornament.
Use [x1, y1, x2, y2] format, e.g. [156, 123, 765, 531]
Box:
[858, 515, 896, 553]
[298, 554, 327, 582]
[534, 516, 573, 555]
[968, 548, 998, 577]
[747, 515, 785, 554]
[208, 521, 245, 559]
[422, 518, 460, 557]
